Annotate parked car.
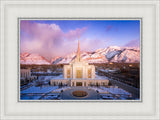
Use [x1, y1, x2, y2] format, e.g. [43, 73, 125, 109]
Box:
[48, 95, 60, 100]
[100, 94, 114, 100]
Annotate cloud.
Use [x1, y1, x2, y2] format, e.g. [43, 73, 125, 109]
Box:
[20, 21, 88, 59]
[124, 39, 140, 47]
[64, 27, 87, 41]
[106, 25, 113, 32]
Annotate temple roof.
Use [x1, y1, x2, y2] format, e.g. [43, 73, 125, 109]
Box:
[70, 37, 88, 65]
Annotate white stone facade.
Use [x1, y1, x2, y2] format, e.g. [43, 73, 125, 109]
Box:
[63, 61, 95, 79]
[50, 79, 109, 87]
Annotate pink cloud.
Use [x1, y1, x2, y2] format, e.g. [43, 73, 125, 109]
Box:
[79, 38, 108, 52]
[64, 27, 87, 41]
[20, 21, 87, 59]
[124, 39, 140, 47]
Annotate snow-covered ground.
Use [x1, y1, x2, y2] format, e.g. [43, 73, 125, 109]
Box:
[88, 86, 109, 93]
[51, 86, 71, 93]
[20, 95, 42, 100]
[51, 74, 64, 79]
[38, 74, 64, 81]
[98, 69, 120, 73]
[95, 73, 108, 79]
[100, 86, 131, 95]
[88, 86, 131, 96]
[42, 94, 60, 100]
[21, 86, 58, 94]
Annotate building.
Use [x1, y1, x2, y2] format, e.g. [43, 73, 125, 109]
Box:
[21, 69, 31, 80]
[50, 38, 109, 87]
[20, 69, 37, 84]
[63, 40, 95, 79]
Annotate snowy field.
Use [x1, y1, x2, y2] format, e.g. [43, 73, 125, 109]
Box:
[51, 74, 64, 79]
[95, 73, 108, 79]
[88, 86, 132, 100]
[88, 86, 109, 93]
[20, 95, 42, 100]
[88, 86, 131, 96]
[38, 74, 63, 81]
[21, 86, 58, 94]
[51, 87, 71, 93]
[100, 86, 131, 95]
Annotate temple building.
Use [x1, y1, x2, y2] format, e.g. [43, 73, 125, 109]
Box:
[63, 39, 95, 79]
[50, 38, 109, 87]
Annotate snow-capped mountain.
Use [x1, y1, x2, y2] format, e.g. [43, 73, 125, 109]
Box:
[52, 46, 140, 64]
[51, 57, 64, 64]
[57, 52, 77, 64]
[20, 53, 51, 65]
[112, 48, 140, 63]
[21, 46, 140, 65]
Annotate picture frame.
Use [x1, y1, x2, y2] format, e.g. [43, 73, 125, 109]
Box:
[18, 18, 142, 102]
[0, 0, 159, 120]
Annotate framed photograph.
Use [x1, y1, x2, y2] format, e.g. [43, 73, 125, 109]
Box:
[0, 0, 159, 120]
[19, 18, 141, 101]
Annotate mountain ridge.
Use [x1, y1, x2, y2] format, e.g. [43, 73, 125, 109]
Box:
[20, 46, 140, 65]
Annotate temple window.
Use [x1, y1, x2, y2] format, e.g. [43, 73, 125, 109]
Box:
[88, 69, 91, 78]
[67, 69, 70, 78]
[76, 70, 82, 78]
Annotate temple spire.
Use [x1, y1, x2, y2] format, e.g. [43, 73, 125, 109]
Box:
[77, 36, 80, 62]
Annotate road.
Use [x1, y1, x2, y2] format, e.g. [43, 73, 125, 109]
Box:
[109, 79, 140, 98]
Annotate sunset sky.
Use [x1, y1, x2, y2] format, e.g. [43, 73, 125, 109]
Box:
[20, 20, 140, 59]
